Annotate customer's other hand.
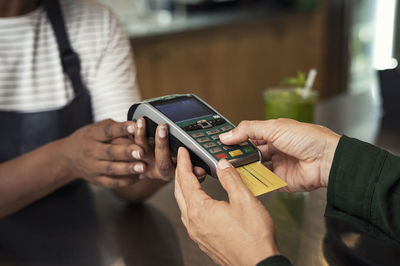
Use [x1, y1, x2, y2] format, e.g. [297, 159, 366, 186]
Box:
[220, 118, 340, 192]
[175, 147, 279, 266]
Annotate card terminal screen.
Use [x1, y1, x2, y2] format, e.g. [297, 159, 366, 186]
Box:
[153, 97, 215, 123]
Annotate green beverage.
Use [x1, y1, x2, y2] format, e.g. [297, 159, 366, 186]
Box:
[263, 88, 318, 123]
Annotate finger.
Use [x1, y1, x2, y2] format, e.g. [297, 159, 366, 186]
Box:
[176, 147, 211, 205]
[251, 139, 268, 146]
[256, 143, 279, 162]
[216, 159, 254, 204]
[263, 161, 274, 171]
[194, 166, 207, 183]
[193, 166, 206, 178]
[91, 119, 135, 142]
[174, 174, 188, 225]
[110, 136, 133, 145]
[96, 143, 144, 161]
[260, 143, 280, 162]
[96, 161, 147, 176]
[155, 124, 173, 176]
[256, 144, 270, 161]
[92, 176, 137, 189]
[134, 117, 151, 152]
[219, 119, 293, 145]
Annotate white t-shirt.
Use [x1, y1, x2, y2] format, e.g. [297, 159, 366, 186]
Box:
[0, 0, 141, 122]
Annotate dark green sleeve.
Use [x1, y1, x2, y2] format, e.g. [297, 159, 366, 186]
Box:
[256, 255, 292, 266]
[325, 135, 400, 243]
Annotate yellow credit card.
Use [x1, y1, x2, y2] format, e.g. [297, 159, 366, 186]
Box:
[236, 162, 287, 196]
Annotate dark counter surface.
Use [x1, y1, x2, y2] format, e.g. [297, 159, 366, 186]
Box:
[0, 90, 399, 266]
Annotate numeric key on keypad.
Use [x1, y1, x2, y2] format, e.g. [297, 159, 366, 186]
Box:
[197, 137, 211, 143]
[211, 135, 220, 140]
[209, 147, 222, 154]
[203, 142, 217, 148]
[221, 125, 233, 131]
[191, 132, 205, 138]
[206, 129, 220, 135]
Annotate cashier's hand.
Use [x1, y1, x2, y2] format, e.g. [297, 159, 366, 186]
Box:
[126, 117, 174, 181]
[220, 118, 340, 192]
[175, 147, 279, 266]
[131, 118, 206, 182]
[61, 119, 146, 189]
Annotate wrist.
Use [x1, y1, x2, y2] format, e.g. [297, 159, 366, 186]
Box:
[241, 240, 280, 266]
[320, 132, 341, 188]
[53, 137, 77, 183]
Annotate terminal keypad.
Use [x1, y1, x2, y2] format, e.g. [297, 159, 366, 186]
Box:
[186, 118, 257, 160]
[211, 135, 220, 140]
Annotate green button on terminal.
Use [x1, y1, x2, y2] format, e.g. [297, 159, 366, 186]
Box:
[243, 146, 255, 153]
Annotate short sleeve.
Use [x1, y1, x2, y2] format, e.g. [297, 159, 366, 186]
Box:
[88, 7, 141, 122]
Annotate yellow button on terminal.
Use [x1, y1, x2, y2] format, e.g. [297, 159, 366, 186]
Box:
[229, 149, 243, 157]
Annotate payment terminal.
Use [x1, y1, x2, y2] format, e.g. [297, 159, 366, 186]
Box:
[127, 94, 260, 178]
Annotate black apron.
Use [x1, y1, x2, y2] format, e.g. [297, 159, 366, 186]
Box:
[0, 1, 102, 265]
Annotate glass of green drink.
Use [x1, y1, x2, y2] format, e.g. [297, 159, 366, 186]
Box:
[263, 88, 318, 123]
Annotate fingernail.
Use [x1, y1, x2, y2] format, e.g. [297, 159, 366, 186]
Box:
[218, 159, 232, 170]
[137, 119, 143, 129]
[132, 150, 141, 159]
[127, 125, 135, 134]
[134, 163, 144, 173]
[178, 147, 184, 154]
[158, 126, 167, 138]
[219, 131, 232, 141]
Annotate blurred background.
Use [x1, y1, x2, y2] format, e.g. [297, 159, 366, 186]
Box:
[99, 0, 397, 118]
[99, 0, 400, 148]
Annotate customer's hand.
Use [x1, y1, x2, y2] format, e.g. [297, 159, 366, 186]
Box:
[175, 147, 279, 266]
[220, 118, 340, 192]
[61, 119, 146, 188]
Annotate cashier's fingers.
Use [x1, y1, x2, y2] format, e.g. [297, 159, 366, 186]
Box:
[95, 143, 144, 161]
[134, 118, 151, 152]
[154, 124, 174, 179]
[90, 119, 135, 142]
[95, 161, 147, 176]
[216, 159, 254, 204]
[110, 136, 133, 145]
[176, 147, 211, 205]
[93, 176, 137, 189]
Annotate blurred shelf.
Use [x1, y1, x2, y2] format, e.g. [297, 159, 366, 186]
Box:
[123, 6, 303, 40]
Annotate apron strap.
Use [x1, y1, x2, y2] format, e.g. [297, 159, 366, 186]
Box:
[42, 0, 85, 95]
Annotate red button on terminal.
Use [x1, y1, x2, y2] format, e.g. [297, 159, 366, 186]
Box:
[215, 153, 228, 159]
